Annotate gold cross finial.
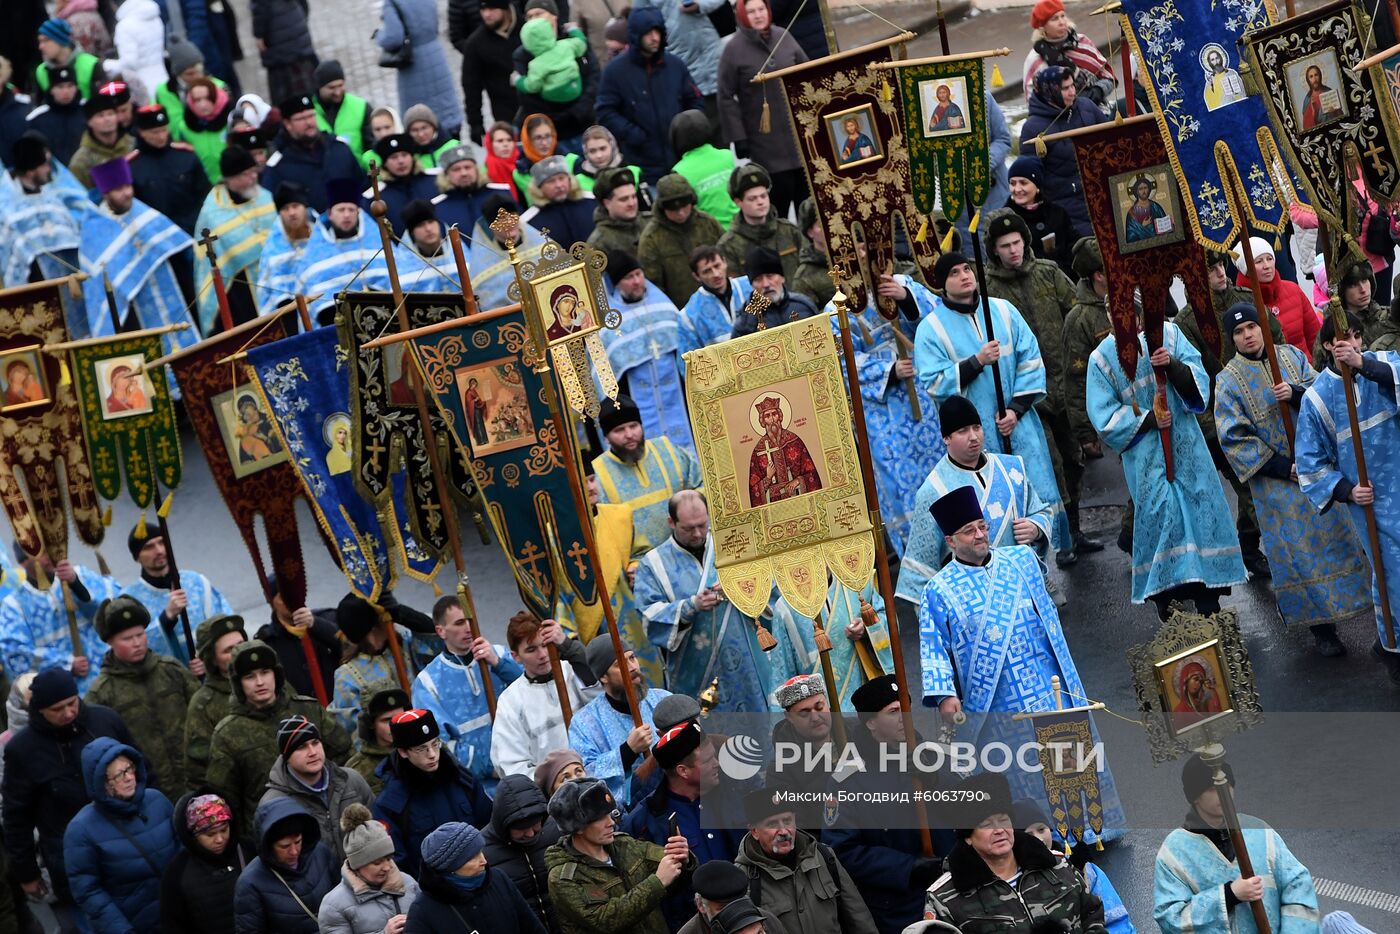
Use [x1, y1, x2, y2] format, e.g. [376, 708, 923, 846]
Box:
[490, 209, 521, 239]
[744, 291, 773, 330]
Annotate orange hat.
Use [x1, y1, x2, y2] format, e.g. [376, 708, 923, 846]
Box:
[1030, 0, 1064, 28]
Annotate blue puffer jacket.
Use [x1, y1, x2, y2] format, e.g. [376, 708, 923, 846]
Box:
[233, 798, 339, 934]
[1017, 81, 1108, 237]
[372, 754, 493, 879]
[62, 738, 179, 934]
[595, 7, 705, 185]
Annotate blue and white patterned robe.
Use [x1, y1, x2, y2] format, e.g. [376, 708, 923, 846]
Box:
[635, 535, 815, 713]
[592, 438, 704, 554]
[123, 570, 233, 666]
[193, 185, 277, 332]
[1215, 346, 1372, 628]
[466, 220, 545, 312]
[412, 649, 523, 792]
[0, 567, 120, 694]
[0, 170, 82, 290]
[254, 215, 315, 315]
[295, 210, 394, 319]
[1154, 815, 1321, 934]
[1087, 323, 1246, 602]
[397, 234, 460, 294]
[602, 279, 695, 455]
[897, 452, 1053, 605]
[80, 201, 199, 349]
[1296, 351, 1400, 651]
[918, 544, 1124, 838]
[568, 686, 672, 806]
[914, 293, 1070, 552]
[331, 624, 419, 733]
[678, 276, 752, 374]
[836, 276, 948, 556]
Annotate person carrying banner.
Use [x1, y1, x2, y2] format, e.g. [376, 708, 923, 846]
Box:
[0, 549, 119, 695]
[192, 144, 277, 333]
[124, 522, 232, 670]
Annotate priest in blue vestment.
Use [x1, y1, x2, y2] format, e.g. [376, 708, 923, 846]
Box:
[913, 252, 1070, 554]
[123, 523, 233, 669]
[1296, 312, 1400, 680]
[1214, 303, 1372, 656]
[835, 271, 947, 556]
[898, 396, 1055, 606]
[918, 486, 1124, 840]
[294, 177, 394, 324]
[634, 490, 816, 713]
[255, 182, 315, 314]
[466, 194, 546, 312]
[0, 134, 82, 292]
[602, 250, 695, 456]
[1087, 310, 1246, 617]
[677, 250, 752, 374]
[568, 635, 672, 806]
[592, 395, 703, 555]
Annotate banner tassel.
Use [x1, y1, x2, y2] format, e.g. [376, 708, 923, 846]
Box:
[968, 210, 982, 235]
[940, 223, 957, 253]
[432, 578, 443, 598]
[755, 619, 778, 651]
[991, 63, 1005, 88]
[157, 491, 174, 519]
[1034, 136, 1047, 158]
[881, 77, 893, 102]
[59, 359, 72, 387]
[915, 217, 929, 243]
[759, 97, 771, 135]
[134, 511, 147, 539]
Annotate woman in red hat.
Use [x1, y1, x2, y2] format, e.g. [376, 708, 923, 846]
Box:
[1022, 0, 1117, 112]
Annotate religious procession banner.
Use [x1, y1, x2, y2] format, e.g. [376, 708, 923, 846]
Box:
[1119, 0, 1299, 249]
[0, 277, 105, 560]
[247, 325, 443, 601]
[684, 315, 874, 619]
[407, 305, 598, 618]
[338, 291, 481, 561]
[1067, 115, 1219, 376]
[1031, 710, 1106, 851]
[165, 309, 310, 607]
[1241, 0, 1400, 234]
[66, 330, 181, 507]
[758, 35, 940, 315]
[883, 51, 993, 225]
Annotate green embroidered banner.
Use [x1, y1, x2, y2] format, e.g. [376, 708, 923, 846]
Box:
[69, 332, 181, 507]
[894, 57, 989, 222]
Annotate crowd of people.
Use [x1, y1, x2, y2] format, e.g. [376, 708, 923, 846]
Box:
[0, 0, 1397, 931]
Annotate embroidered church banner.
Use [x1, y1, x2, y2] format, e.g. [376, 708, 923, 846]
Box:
[890, 56, 990, 223]
[408, 305, 598, 617]
[339, 291, 481, 562]
[684, 316, 874, 619]
[1069, 115, 1218, 376]
[1031, 710, 1106, 851]
[167, 311, 308, 607]
[762, 35, 940, 315]
[68, 331, 181, 507]
[1119, 0, 1300, 250]
[1242, 0, 1400, 232]
[0, 278, 104, 560]
[248, 325, 443, 601]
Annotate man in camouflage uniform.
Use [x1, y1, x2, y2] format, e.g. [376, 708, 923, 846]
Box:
[1311, 259, 1400, 366]
[1174, 250, 1276, 578]
[984, 210, 1102, 562]
[345, 681, 408, 795]
[791, 198, 835, 311]
[544, 776, 696, 934]
[587, 166, 649, 258]
[1063, 237, 1112, 466]
[183, 613, 247, 790]
[205, 639, 352, 840]
[717, 164, 803, 282]
[639, 174, 725, 308]
[925, 772, 1107, 932]
[84, 595, 200, 793]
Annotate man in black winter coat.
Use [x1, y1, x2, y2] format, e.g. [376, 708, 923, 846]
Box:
[130, 103, 212, 231]
[22, 65, 85, 166]
[260, 94, 364, 214]
[481, 774, 563, 933]
[1, 669, 139, 913]
[253, 575, 341, 702]
[457, 0, 521, 145]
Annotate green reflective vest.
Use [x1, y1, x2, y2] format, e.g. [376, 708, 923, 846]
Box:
[315, 93, 369, 160]
[35, 52, 99, 100]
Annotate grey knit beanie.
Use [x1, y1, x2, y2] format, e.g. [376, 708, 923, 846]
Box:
[341, 804, 395, 870]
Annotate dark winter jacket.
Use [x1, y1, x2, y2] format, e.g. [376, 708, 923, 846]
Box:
[86, 647, 201, 794]
[925, 831, 1107, 933]
[511, 17, 598, 140]
[433, 181, 513, 234]
[459, 5, 521, 142]
[259, 758, 374, 864]
[260, 131, 366, 214]
[205, 642, 353, 842]
[131, 136, 212, 233]
[233, 797, 339, 934]
[250, 0, 315, 67]
[545, 832, 696, 934]
[595, 7, 704, 184]
[1005, 197, 1079, 281]
[405, 863, 547, 934]
[481, 774, 562, 932]
[639, 203, 725, 307]
[160, 789, 254, 934]
[374, 170, 440, 238]
[24, 98, 87, 167]
[523, 195, 597, 247]
[254, 609, 340, 701]
[372, 753, 494, 879]
[731, 287, 817, 337]
[716, 24, 807, 174]
[1, 700, 137, 900]
[716, 210, 804, 283]
[0, 88, 30, 169]
[62, 738, 179, 934]
[1017, 93, 1108, 237]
